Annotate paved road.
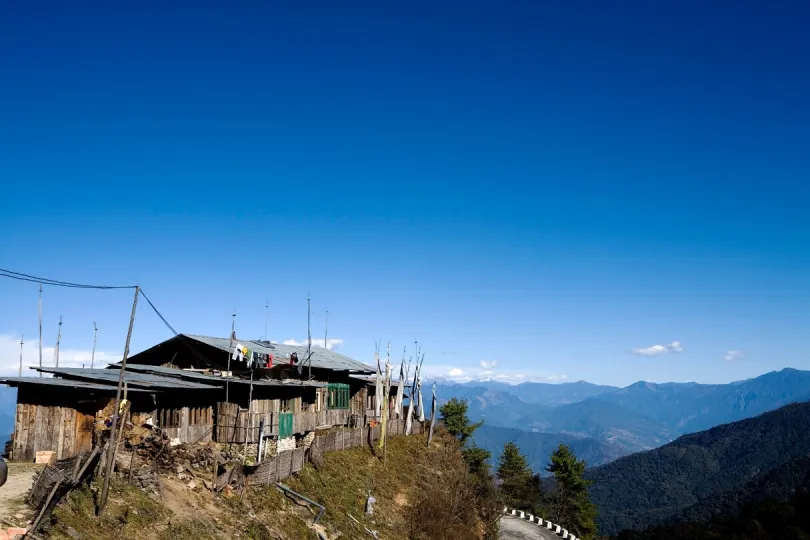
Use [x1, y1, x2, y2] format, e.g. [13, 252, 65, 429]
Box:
[499, 515, 558, 540]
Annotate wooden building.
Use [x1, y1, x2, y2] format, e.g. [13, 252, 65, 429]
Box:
[126, 333, 379, 434]
[1, 334, 382, 462]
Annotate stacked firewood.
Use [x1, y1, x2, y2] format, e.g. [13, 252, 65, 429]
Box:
[120, 428, 232, 492]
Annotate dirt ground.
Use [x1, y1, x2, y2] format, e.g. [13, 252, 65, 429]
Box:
[0, 461, 39, 522]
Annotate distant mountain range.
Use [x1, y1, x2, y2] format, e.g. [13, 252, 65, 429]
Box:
[438, 368, 810, 472]
[0, 387, 16, 443]
[586, 400, 810, 535]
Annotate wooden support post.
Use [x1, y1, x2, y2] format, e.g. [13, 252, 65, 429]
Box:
[99, 286, 139, 515]
[243, 370, 254, 461]
[211, 447, 219, 493]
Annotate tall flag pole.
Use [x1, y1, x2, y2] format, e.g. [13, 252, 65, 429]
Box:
[394, 348, 405, 419]
[428, 382, 437, 445]
[53, 316, 62, 368]
[374, 348, 382, 418]
[18, 335, 24, 377]
[91, 322, 98, 369]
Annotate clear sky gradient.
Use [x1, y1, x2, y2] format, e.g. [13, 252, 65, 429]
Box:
[1, 0, 808, 386]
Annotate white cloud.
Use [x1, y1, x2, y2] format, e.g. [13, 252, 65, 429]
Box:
[480, 360, 497, 369]
[632, 341, 683, 357]
[420, 362, 567, 385]
[282, 338, 344, 351]
[0, 333, 121, 376]
[724, 350, 744, 361]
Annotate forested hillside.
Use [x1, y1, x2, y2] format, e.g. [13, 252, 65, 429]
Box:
[587, 401, 810, 535]
[473, 424, 624, 473]
[615, 488, 810, 540]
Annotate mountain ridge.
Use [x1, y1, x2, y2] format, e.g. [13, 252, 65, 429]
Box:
[586, 400, 810, 535]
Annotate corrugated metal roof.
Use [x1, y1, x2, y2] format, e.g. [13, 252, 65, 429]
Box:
[183, 334, 375, 373]
[32, 367, 219, 390]
[120, 364, 326, 388]
[0, 377, 153, 392]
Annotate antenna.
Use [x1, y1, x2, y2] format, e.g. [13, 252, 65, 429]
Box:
[18, 335, 24, 377]
[54, 316, 63, 368]
[38, 284, 42, 377]
[324, 310, 329, 349]
[264, 300, 268, 341]
[91, 322, 98, 369]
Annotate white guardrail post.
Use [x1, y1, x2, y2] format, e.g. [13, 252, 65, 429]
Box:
[503, 507, 572, 538]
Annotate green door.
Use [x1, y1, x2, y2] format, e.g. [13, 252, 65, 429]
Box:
[279, 412, 294, 438]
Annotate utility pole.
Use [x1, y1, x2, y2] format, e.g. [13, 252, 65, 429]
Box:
[18, 335, 24, 377]
[324, 310, 328, 349]
[99, 286, 139, 515]
[226, 312, 235, 405]
[38, 284, 42, 377]
[91, 322, 98, 369]
[264, 300, 268, 341]
[53, 316, 62, 368]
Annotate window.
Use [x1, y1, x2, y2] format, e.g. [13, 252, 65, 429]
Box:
[280, 398, 293, 413]
[327, 383, 350, 409]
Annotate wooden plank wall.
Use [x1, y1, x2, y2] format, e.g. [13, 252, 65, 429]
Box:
[13, 404, 94, 462]
[217, 399, 281, 445]
[215, 398, 354, 444]
[350, 386, 367, 417]
[159, 406, 213, 444]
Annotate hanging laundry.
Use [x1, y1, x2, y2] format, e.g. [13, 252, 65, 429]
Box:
[231, 343, 244, 362]
[290, 352, 298, 366]
[267, 354, 273, 368]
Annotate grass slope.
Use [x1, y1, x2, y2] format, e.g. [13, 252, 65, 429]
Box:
[46, 432, 471, 539]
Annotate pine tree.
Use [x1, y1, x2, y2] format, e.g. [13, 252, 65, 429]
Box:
[546, 444, 598, 540]
[439, 398, 492, 474]
[439, 398, 482, 445]
[497, 442, 535, 510]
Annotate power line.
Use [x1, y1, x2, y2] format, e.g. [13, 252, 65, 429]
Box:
[139, 289, 223, 371]
[1, 267, 233, 374]
[138, 289, 179, 336]
[0, 268, 136, 289]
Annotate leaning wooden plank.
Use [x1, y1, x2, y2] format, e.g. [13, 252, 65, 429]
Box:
[74, 447, 100, 484]
[29, 477, 63, 533]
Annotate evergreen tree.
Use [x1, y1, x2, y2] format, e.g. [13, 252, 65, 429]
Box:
[439, 398, 483, 445]
[497, 442, 535, 510]
[439, 398, 492, 474]
[463, 444, 492, 477]
[546, 443, 598, 540]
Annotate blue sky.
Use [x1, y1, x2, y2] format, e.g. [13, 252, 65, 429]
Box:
[1, 0, 808, 387]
